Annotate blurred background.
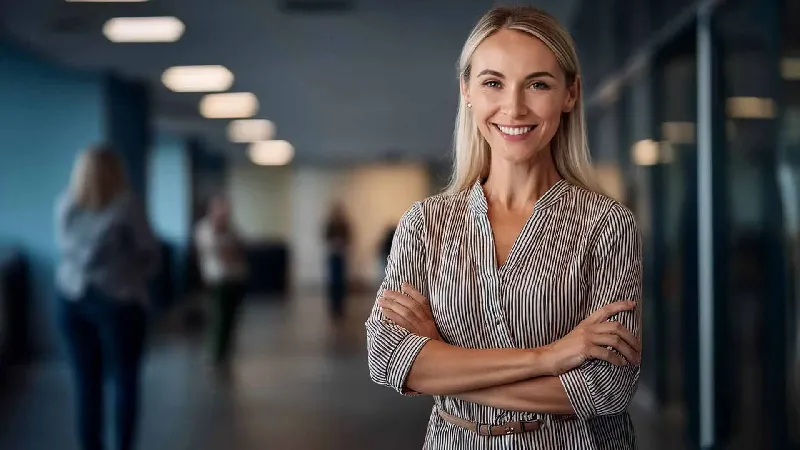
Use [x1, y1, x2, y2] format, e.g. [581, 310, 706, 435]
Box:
[0, 0, 797, 449]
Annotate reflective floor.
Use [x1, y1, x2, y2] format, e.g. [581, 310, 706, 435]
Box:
[0, 292, 682, 449]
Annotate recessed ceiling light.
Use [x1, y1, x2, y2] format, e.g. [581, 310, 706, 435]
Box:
[726, 97, 776, 119]
[248, 140, 294, 166]
[227, 119, 276, 143]
[781, 57, 800, 80]
[631, 139, 659, 166]
[199, 92, 259, 119]
[162, 65, 233, 93]
[103, 17, 184, 43]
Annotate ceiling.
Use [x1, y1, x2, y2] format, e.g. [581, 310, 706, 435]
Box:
[0, 0, 580, 165]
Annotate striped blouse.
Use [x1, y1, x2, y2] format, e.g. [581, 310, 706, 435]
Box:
[365, 179, 643, 449]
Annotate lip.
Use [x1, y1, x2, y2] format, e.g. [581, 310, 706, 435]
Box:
[493, 123, 537, 142]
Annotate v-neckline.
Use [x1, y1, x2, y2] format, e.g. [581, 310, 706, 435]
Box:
[472, 178, 570, 273]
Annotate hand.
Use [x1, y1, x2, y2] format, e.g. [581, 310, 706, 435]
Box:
[542, 300, 641, 376]
[378, 283, 443, 341]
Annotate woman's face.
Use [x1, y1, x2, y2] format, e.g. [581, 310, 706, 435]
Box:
[462, 28, 579, 165]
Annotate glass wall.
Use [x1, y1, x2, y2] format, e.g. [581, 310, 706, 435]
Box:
[573, 0, 798, 447]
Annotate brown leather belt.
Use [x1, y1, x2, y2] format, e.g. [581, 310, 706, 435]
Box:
[437, 409, 542, 436]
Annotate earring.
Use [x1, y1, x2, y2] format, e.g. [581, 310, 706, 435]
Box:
[467, 102, 472, 108]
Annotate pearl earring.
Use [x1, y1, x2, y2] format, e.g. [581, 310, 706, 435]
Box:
[467, 102, 472, 108]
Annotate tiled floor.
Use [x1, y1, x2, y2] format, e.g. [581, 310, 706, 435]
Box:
[0, 292, 683, 449]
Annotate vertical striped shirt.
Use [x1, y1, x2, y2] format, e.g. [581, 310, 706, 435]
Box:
[365, 179, 643, 449]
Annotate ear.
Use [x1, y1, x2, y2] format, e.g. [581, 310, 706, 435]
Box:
[460, 77, 470, 106]
[563, 75, 580, 113]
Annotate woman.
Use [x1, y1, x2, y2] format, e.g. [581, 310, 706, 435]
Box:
[366, 6, 643, 449]
[194, 194, 248, 368]
[56, 146, 160, 450]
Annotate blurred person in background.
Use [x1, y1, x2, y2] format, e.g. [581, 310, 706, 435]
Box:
[194, 194, 248, 371]
[376, 223, 396, 286]
[55, 145, 160, 450]
[324, 202, 351, 320]
[366, 6, 642, 449]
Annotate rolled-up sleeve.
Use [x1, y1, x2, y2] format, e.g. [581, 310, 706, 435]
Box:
[365, 202, 431, 395]
[560, 204, 643, 418]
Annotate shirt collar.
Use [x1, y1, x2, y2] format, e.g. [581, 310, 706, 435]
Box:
[469, 178, 571, 216]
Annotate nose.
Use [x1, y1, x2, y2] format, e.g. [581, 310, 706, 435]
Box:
[501, 86, 527, 118]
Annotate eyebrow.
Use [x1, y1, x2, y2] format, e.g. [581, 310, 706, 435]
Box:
[476, 69, 557, 80]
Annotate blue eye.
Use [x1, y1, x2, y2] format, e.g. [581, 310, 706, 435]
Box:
[482, 80, 502, 88]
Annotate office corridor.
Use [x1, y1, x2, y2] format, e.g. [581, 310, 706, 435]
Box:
[0, 292, 680, 450]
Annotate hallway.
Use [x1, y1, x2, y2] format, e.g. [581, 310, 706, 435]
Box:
[0, 292, 678, 450]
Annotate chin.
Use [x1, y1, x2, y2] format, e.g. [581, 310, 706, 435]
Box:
[491, 141, 550, 165]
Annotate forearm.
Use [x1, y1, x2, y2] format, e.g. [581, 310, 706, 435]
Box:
[405, 340, 551, 396]
[452, 376, 575, 415]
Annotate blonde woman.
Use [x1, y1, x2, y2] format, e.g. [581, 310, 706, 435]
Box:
[55, 146, 160, 450]
[366, 6, 643, 449]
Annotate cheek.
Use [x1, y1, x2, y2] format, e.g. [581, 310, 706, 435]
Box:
[529, 99, 564, 137]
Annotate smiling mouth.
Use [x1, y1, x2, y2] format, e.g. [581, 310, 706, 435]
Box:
[493, 124, 537, 136]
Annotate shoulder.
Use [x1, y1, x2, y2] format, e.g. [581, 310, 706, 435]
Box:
[55, 191, 74, 216]
[399, 189, 471, 231]
[567, 184, 638, 240]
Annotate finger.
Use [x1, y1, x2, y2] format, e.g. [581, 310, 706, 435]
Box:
[382, 294, 428, 323]
[379, 296, 426, 324]
[592, 334, 640, 365]
[592, 321, 641, 352]
[401, 283, 429, 306]
[381, 308, 418, 334]
[585, 301, 636, 324]
[588, 346, 626, 366]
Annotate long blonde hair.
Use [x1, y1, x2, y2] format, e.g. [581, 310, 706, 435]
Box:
[69, 145, 130, 211]
[446, 6, 601, 194]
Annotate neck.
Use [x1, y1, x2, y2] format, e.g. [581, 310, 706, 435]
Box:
[482, 147, 562, 211]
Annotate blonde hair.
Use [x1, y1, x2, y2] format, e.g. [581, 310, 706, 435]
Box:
[446, 6, 602, 194]
[69, 145, 129, 211]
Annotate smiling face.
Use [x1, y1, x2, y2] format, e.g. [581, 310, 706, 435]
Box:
[462, 28, 579, 166]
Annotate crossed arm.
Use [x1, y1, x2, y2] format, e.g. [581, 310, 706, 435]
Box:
[365, 203, 643, 419]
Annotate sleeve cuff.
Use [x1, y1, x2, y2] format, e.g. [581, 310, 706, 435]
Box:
[559, 365, 597, 419]
[386, 334, 431, 395]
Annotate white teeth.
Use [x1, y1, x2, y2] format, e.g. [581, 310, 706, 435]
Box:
[497, 125, 532, 135]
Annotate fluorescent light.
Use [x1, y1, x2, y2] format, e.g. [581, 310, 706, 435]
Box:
[227, 119, 275, 143]
[103, 17, 184, 43]
[162, 65, 233, 93]
[199, 92, 259, 119]
[726, 97, 776, 119]
[782, 57, 800, 80]
[631, 139, 659, 166]
[248, 140, 294, 166]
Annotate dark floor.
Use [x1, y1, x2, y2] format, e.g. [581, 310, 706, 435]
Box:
[0, 291, 683, 450]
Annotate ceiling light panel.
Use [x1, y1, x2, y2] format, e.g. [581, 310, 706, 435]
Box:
[162, 65, 233, 92]
[199, 92, 259, 119]
[227, 119, 276, 143]
[249, 140, 295, 166]
[103, 17, 185, 43]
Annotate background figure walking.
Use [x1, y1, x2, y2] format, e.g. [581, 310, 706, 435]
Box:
[324, 202, 351, 320]
[55, 145, 160, 450]
[194, 194, 249, 371]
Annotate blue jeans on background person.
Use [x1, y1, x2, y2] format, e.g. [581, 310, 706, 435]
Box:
[59, 286, 147, 450]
